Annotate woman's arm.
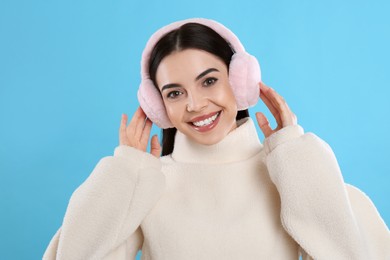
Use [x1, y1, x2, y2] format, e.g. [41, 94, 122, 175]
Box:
[265, 131, 390, 259]
[264, 127, 374, 259]
[44, 224, 144, 260]
[43, 145, 165, 260]
[257, 82, 390, 259]
[43, 108, 165, 259]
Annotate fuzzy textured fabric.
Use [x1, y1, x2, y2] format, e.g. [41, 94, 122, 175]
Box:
[43, 118, 390, 259]
[137, 18, 261, 129]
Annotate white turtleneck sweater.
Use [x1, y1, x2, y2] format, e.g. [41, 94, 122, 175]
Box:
[43, 118, 390, 260]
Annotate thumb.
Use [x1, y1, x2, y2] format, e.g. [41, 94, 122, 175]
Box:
[256, 112, 273, 138]
[150, 135, 161, 158]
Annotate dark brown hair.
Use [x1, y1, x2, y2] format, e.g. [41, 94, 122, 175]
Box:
[149, 23, 249, 156]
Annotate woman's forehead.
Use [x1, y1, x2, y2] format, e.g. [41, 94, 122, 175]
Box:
[155, 49, 227, 87]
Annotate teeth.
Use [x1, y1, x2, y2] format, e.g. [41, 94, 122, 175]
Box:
[192, 112, 219, 127]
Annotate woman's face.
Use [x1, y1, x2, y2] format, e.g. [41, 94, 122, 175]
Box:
[156, 48, 238, 145]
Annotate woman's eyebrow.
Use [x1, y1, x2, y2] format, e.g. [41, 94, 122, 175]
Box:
[161, 68, 219, 92]
[195, 68, 219, 81]
[161, 83, 180, 92]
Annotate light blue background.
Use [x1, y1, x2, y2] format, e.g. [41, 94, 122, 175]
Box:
[1, 0, 389, 259]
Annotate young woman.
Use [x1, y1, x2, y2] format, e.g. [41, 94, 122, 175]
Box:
[44, 18, 389, 260]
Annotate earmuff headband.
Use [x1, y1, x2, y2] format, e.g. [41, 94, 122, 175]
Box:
[137, 18, 261, 129]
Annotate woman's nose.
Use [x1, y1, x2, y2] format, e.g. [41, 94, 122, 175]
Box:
[186, 92, 208, 112]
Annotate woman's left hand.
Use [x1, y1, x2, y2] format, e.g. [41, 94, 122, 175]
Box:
[255, 82, 298, 138]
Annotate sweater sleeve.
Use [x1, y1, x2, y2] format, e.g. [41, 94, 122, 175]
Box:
[43, 145, 166, 260]
[263, 125, 390, 260]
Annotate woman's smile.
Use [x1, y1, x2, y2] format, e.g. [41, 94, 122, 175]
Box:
[188, 111, 221, 132]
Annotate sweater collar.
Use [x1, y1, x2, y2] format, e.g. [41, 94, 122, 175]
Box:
[171, 117, 262, 164]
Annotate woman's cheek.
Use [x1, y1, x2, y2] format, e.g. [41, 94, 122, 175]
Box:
[165, 102, 184, 123]
[213, 85, 237, 108]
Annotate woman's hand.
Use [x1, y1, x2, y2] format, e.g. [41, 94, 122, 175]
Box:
[255, 82, 298, 138]
[119, 107, 161, 157]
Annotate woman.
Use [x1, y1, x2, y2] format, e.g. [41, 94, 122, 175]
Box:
[43, 18, 389, 259]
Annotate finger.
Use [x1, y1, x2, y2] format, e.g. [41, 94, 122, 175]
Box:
[127, 107, 146, 142]
[119, 113, 130, 145]
[150, 135, 161, 158]
[260, 83, 281, 116]
[260, 83, 284, 115]
[292, 113, 298, 125]
[270, 91, 295, 127]
[255, 112, 274, 138]
[259, 85, 283, 127]
[260, 89, 282, 127]
[261, 82, 297, 127]
[134, 108, 148, 139]
[285, 102, 298, 125]
[262, 85, 293, 127]
[140, 118, 153, 150]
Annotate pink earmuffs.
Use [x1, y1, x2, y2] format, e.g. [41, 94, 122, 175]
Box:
[137, 18, 261, 129]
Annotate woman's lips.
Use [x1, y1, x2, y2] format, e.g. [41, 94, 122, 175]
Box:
[189, 111, 220, 123]
[188, 111, 221, 132]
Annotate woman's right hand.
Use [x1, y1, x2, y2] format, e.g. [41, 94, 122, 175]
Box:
[119, 107, 161, 157]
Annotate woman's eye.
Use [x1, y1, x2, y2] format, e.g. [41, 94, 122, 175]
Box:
[167, 90, 182, 99]
[203, 77, 218, 87]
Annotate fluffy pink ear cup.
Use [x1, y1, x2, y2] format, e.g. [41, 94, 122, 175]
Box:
[138, 79, 174, 129]
[229, 53, 261, 110]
